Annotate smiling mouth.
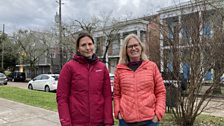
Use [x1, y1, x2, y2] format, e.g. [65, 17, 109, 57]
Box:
[131, 51, 139, 54]
[86, 52, 93, 55]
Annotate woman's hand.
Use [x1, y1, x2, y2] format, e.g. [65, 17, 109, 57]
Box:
[118, 112, 122, 119]
[152, 115, 158, 123]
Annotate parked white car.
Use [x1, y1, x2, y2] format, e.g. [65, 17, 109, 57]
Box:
[28, 74, 59, 92]
[0, 72, 7, 85]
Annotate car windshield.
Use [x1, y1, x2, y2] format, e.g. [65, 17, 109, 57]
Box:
[19, 73, 25, 76]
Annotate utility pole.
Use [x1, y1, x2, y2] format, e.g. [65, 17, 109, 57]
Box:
[58, 0, 63, 70]
[1, 24, 5, 69]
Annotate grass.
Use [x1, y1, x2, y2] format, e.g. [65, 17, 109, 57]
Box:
[1, 86, 224, 125]
[113, 114, 224, 126]
[159, 113, 224, 126]
[0, 86, 57, 111]
[196, 114, 224, 126]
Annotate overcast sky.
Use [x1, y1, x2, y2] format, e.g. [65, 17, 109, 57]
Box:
[0, 0, 188, 34]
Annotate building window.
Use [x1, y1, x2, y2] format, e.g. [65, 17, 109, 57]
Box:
[203, 22, 212, 37]
[181, 26, 192, 44]
[123, 31, 137, 39]
[140, 31, 146, 43]
[163, 49, 174, 72]
[109, 34, 120, 56]
[168, 49, 174, 72]
[168, 27, 174, 40]
[109, 58, 119, 73]
[95, 36, 105, 56]
[204, 68, 214, 81]
[164, 17, 178, 46]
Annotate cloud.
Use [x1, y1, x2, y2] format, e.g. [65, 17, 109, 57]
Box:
[0, 0, 189, 34]
[0, 0, 57, 33]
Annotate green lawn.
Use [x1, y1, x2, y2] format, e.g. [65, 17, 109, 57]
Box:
[160, 113, 224, 126]
[1, 86, 224, 125]
[113, 113, 224, 126]
[0, 86, 57, 111]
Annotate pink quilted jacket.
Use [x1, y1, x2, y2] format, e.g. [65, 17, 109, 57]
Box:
[114, 60, 166, 122]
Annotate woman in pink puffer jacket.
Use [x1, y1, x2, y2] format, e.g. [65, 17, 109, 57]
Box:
[114, 34, 166, 126]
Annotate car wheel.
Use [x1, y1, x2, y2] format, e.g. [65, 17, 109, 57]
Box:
[45, 86, 50, 92]
[28, 84, 33, 90]
[4, 82, 7, 85]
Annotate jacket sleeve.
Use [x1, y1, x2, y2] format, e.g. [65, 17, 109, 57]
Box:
[56, 63, 72, 126]
[153, 64, 166, 121]
[103, 66, 114, 125]
[113, 68, 121, 119]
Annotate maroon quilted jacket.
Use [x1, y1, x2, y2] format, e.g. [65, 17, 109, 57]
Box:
[56, 54, 113, 126]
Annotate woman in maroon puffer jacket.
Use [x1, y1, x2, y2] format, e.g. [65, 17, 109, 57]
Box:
[56, 32, 114, 126]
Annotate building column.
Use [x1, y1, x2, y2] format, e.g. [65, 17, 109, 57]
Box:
[199, 11, 203, 43]
[120, 32, 123, 46]
[178, 15, 182, 43]
[160, 19, 164, 72]
[178, 15, 183, 71]
[93, 37, 97, 47]
[137, 30, 140, 38]
[199, 11, 205, 73]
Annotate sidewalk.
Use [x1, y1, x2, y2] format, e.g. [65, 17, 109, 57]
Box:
[0, 98, 60, 126]
[202, 97, 224, 117]
[0, 97, 223, 126]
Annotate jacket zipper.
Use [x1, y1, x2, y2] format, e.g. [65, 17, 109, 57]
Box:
[133, 71, 140, 121]
[88, 63, 91, 126]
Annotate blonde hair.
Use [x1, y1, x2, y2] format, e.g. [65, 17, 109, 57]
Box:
[118, 34, 148, 64]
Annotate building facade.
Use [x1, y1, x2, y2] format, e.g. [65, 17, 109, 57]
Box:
[158, 0, 224, 81]
[17, 0, 224, 80]
[70, 15, 161, 74]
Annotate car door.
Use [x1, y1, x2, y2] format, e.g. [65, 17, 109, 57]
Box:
[38, 75, 50, 90]
[32, 75, 42, 90]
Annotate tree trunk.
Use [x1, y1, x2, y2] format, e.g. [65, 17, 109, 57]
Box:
[213, 65, 222, 95]
[177, 117, 195, 126]
[102, 40, 111, 64]
[213, 81, 222, 94]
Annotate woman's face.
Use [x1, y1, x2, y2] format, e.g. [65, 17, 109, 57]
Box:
[126, 38, 142, 62]
[78, 36, 94, 58]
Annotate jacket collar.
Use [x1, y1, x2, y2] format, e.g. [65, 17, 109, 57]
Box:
[73, 53, 98, 64]
[117, 60, 149, 70]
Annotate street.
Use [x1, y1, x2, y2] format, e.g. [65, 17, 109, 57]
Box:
[5, 81, 28, 89]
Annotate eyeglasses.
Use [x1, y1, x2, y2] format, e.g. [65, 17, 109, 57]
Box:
[127, 43, 140, 49]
